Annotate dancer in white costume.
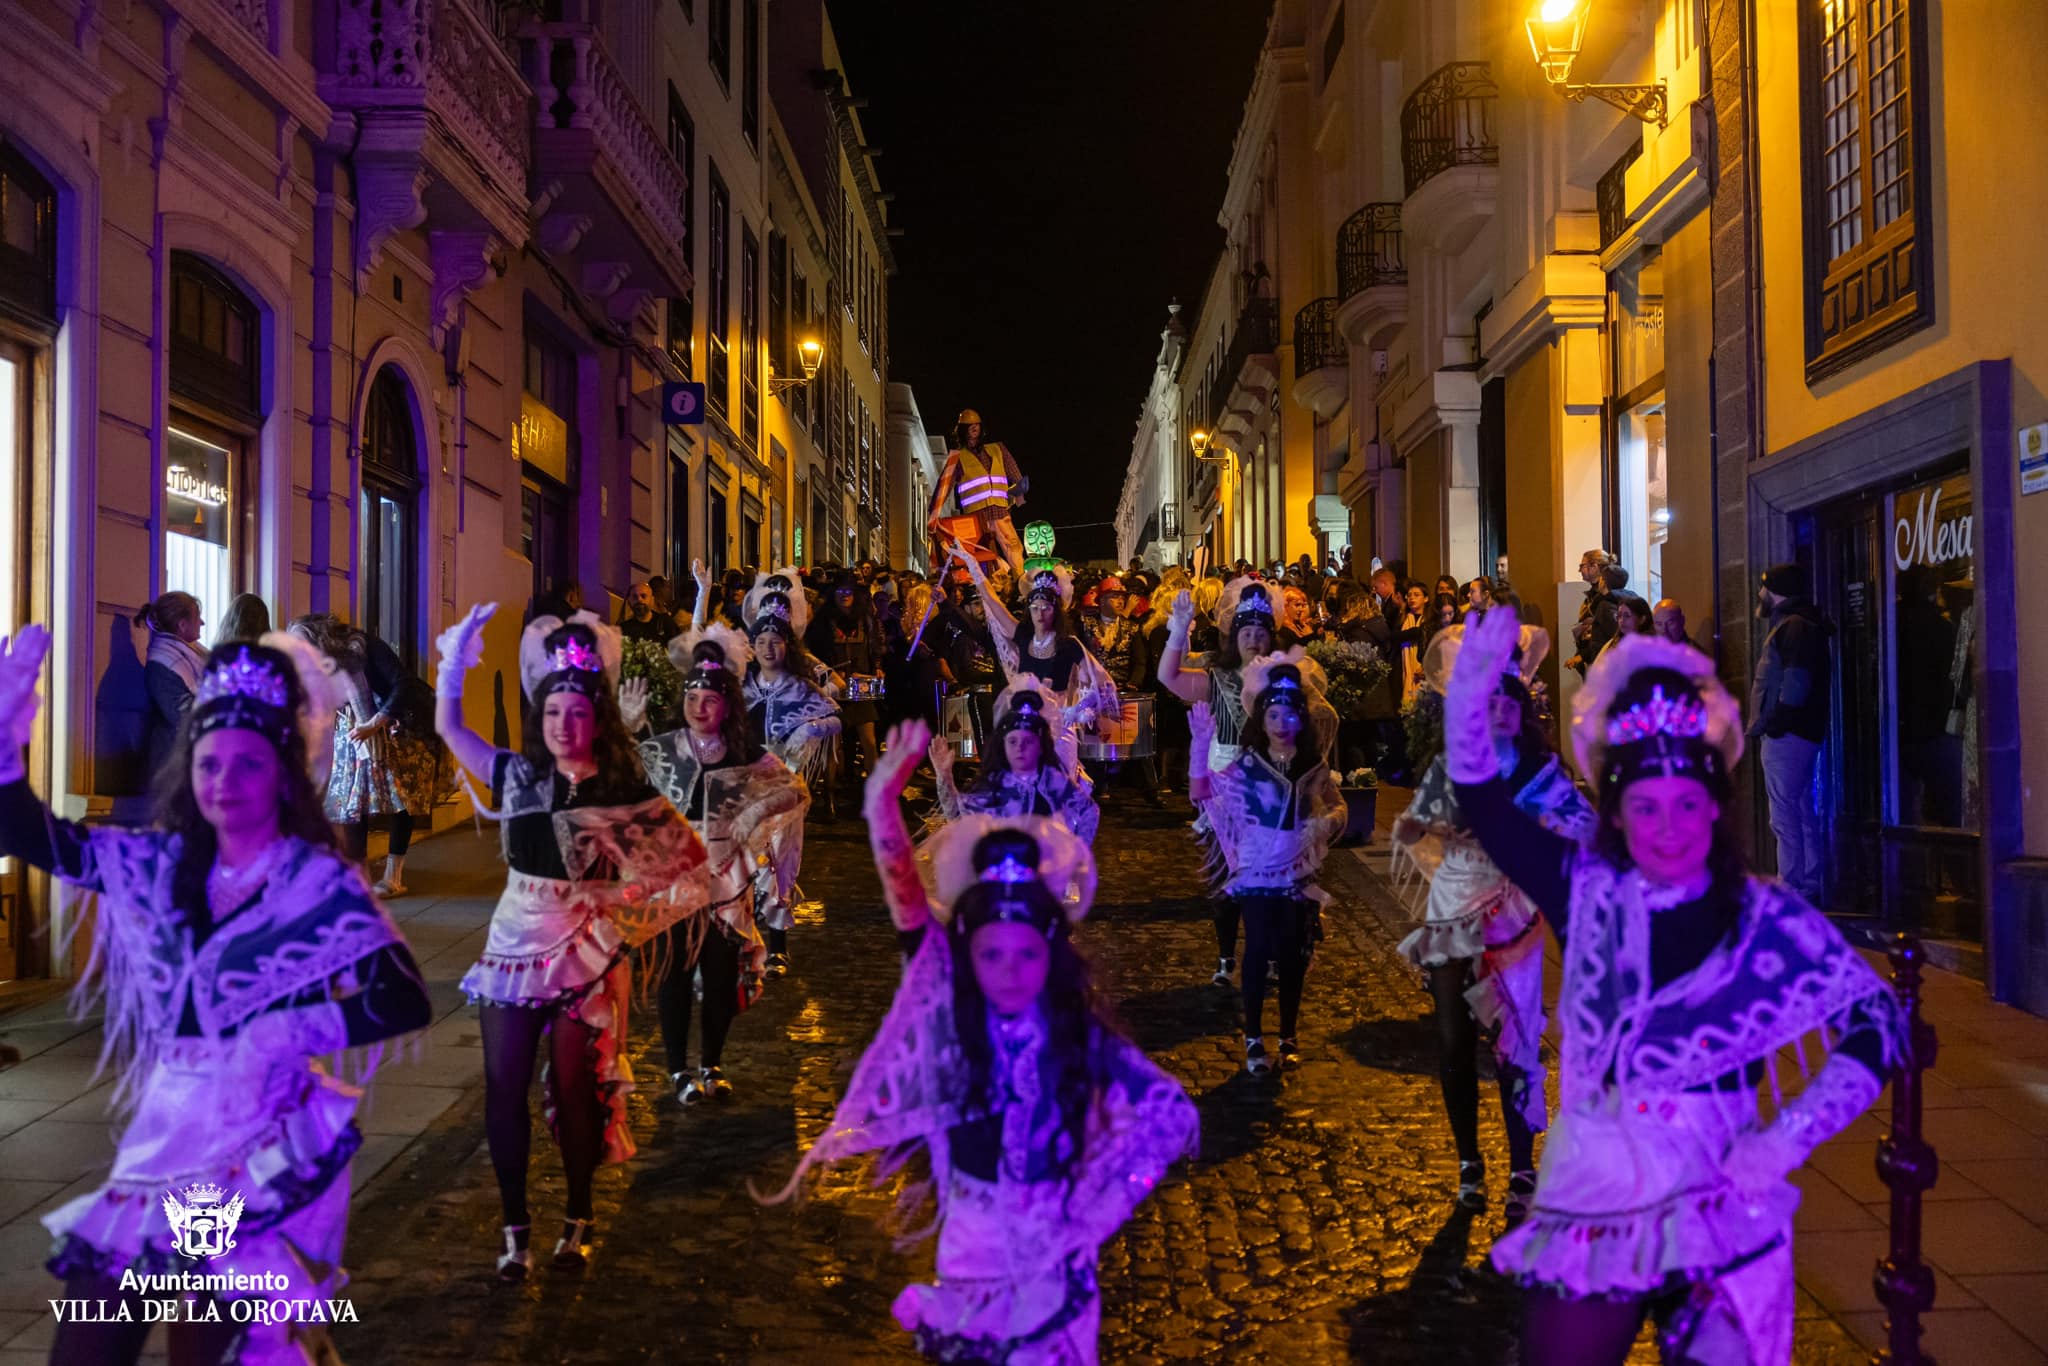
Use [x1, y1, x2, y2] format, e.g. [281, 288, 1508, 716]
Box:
[770, 719, 1197, 1364]
[437, 607, 709, 1281]
[0, 629, 432, 1366]
[1446, 608, 1905, 1364]
[1391, 624, 1595, 1218]
[928, 681, 1100, 845]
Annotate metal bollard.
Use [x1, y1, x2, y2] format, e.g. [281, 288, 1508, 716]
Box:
[1872, 932, 1939, 1365]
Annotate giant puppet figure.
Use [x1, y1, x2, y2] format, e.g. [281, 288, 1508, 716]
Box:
[927, 409, 1028, 578]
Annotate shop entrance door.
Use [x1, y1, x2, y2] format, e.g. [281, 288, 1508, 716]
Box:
[1812, 460, 1980, 942]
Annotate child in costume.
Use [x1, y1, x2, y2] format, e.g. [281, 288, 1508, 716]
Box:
[927, 680, 1100, 845]
[1391, 624, 1595, 1217]
[1187, 649, 1346, 1076]
[771, 719, 1197, 1364]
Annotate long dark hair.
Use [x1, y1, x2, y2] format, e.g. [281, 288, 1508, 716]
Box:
[747, 622, 820, 683]
[1241, 669, 1318, 779]
[1210, 617, 1273, 673]
[946, 878, 1115, 1183]
[151, 646, 338, 920]
[520, 624, 645, 786]
[663, 642, 764, 764]
[969, 719, 1061, 795]
[213, 594, 272, 649]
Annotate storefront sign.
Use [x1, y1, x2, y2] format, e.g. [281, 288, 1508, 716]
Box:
[2020, 423, 2048, 497]
[165, 464, 228, 507]
[514, 393, 569, 484]
[1892, 474, 1973, 574]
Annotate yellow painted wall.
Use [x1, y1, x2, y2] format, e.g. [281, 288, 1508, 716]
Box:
[1405, 432, 1447, 588]
[1504, 344, 1562, 631]
[1755, 0, 2048, 852]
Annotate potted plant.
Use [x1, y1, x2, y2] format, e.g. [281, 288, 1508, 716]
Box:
[619, 637, 681, 725]
[1336, 765, 1379, 846]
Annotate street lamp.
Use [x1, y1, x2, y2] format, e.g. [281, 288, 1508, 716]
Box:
[1525, 0, 1668, 126]
[769, 335, 824, 395]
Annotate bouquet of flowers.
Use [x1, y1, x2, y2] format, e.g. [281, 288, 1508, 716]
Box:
[620, 637, 681, 722]
[1341, 767, 1378, 789]
[1304, 638, 1392, 720]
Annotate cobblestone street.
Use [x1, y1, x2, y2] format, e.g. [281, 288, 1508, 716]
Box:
[327, 800, 1873, 1365]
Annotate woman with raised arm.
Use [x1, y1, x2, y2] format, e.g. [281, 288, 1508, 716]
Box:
[951, 546, 1118, 733]
[0, 627, 432, 1366]
[1390, 624, 1595, 1220]
[632, 624, 808, 1103]
[1187, 649, 1346, 1077]
[769, 720, 1197, 1364]
[1153, 577, 1277, 777]
[927, 681, 1100, 845]
[1444, 608, 1906, 1365]
[437, 605, 708, 1281]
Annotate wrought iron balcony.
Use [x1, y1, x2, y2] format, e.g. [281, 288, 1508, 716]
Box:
[1223, 295, 1281, 387]
[1401, 62, 1499, 196]
[1293, 298, 1346, 379]
[529, 22, 692, 297]
[1337, 203, 1406, 301]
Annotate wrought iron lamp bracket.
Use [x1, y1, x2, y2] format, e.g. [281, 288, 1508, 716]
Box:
[1559, 80, 1668, 127]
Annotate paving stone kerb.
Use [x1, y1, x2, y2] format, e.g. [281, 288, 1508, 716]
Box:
[251, 808, 1871, 1361]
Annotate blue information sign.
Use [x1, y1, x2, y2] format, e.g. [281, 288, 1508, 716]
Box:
[661, 381, 706, 426]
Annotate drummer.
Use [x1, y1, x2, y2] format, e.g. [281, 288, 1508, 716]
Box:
[932, 564, 1004, 767]
[1081, 575, 1163, 807]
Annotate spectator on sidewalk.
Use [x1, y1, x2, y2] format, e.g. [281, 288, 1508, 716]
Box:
[135, 591, 207, 784]
[1749, 563, 1834, 905]
[1653, 598, 1698, 650]
[617, 580, 672, 645]
[1566, 549, 1613, 676]
[213, 593, 272, 648]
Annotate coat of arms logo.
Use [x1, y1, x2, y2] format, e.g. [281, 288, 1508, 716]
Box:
[161, 1182, 245, 1261]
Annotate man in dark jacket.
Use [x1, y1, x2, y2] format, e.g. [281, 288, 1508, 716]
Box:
[1566, 549, 1613, 675]
[1748, 563, 1834, 904]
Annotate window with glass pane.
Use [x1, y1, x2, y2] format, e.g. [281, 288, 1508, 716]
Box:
[1799, 0, 1930, 376]
[164, 423, 238, 632]
[707, 166, 730, 417]
[740, 0, 759, 149]
[740, 225, 760, 446]
[1890, 468, 1976, 831]
[361, 369, 418, 668]
[707, 0, 730, 87]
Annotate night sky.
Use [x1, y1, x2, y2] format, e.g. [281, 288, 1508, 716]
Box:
[830, 3, 1275, 564]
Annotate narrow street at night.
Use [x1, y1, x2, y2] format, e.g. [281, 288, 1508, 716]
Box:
[295, 807, 1872, 1366]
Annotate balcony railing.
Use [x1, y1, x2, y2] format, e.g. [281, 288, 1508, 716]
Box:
[1293, 298, 1346, 378]
[429, 0, 531, 196]
[1222, 295, 1280, 386]
[1401, 62, 1499, 196]
[1337, 202, 1406, 299]
[531, 23, 689, 249]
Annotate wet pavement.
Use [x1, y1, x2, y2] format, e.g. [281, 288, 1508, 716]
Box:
[320, 800, 1870, 1363]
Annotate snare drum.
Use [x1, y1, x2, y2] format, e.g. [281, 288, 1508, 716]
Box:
[940, 686, 996, 761]
[1075, 695, 1154, 760]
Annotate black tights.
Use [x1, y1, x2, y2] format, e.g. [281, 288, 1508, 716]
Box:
[480, 1001, 603, 1227]
[1238, 895, 1310, 1040]
[1214, 903, 1240, 962]
[765, 924, 788, 957]
[657, 926, 741, 1074]
[1522, 1284, 1682, 1366]
[48, 1275, 242, 1365]
[1428, 961, 1536, 1170]
[342, 811, 415, 862]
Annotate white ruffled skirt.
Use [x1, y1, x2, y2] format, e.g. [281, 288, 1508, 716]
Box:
[1492, 1091, 1798, 1362]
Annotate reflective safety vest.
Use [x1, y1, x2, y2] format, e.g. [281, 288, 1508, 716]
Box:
[954, 443, 1015, 511]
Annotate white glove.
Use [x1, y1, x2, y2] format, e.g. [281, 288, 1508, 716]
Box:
[1444, 606, 1517, 784]
[618, 677, 650, 733]
[1187, 702, 1215, 781]
[1722, 1053, 1883, 1196]
[232, 1001, 349, 1065]
[435, 603, 497, 699]
[1167, 591, 1193, 649]
[0, 627, 50, 783]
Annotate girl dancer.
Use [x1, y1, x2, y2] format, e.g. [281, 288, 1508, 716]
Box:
[927, 682, 1100, 843]
[1391, 625, 1594, 1218]
[0, 628, 433, 1366]
[1445, 609, 1904, 1364]
[636, 625, 808, 1104]
[739, 588, 841, 788]
[437, 606, 708, 1280]
[772, 719, 1198, 1364]
[1187, 650, 1345, 1076]
[950, 548, 1118, 729]
[1155, 576, 1276, 773]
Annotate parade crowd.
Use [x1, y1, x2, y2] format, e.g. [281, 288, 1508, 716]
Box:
[0, 407, 1898, 1366]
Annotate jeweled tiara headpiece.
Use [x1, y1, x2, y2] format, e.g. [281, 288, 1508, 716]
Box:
[1233, 585, 1276, 630]
[1604, 684, 1707, 747]
[194, 648, 290, 710]
[549, 637, 604, 677]
[1025, 571, 1062, 607]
